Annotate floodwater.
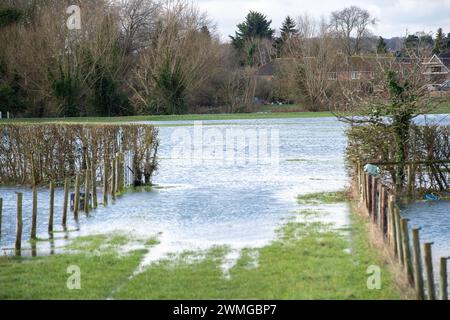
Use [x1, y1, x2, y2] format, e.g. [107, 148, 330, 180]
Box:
[0, 117, 350, 264]
[0, 114, 448, 274]
[402, 201, 450, 261]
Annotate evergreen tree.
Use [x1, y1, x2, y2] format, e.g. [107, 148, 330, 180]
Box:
[280, 16, 298, 40]
[230, 11, 275, 66]
[376, 36, 388, 54]
[404, 34, 419, 49]
[433, 28, 445, 55]
[230, 11, 274, 49]
[274, 16, 299, 57]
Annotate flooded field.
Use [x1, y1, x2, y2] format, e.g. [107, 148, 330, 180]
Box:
[0, 117, 350, 262]
[0, 115, 448, 273]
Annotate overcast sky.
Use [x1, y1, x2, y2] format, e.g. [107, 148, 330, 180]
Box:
[196, 0, 450, 40]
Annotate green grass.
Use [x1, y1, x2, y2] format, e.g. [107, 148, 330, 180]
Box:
[114, 215, 399, 300]
[297, 191, 347, 205]
[1, 111, 334, 125]
[0, 252, 146, 300]
[2, 99, 449, 125]
[435, 100, 450, 114]
[0, 194, 402, 300]
[259, 104, 306, 113]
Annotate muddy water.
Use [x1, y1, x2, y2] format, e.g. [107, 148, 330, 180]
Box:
[0, 117, 350, 261]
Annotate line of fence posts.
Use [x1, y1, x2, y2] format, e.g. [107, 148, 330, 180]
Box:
[356, 163, 449, 300]
[5, 152, 130, 256]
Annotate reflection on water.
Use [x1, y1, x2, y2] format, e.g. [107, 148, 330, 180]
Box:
[402, 201, 450, 261]
[402, 201, 450, 293]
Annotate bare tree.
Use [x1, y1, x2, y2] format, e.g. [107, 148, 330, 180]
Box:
[118, 0, 160, 55]
[330, 6, 376, 56]
[130, 0, 222, 114]
[275, 15, 337, 111]
[220, 67, 256, 113]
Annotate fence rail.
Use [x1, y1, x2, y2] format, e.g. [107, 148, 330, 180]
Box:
[356, 163, 449, 300]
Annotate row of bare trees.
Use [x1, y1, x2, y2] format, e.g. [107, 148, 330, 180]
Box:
[0, 0, 258, 117]
[1, 2, 447, 116]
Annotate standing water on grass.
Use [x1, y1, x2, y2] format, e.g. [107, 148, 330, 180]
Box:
[1, 115, 449, 272]
[0, 117, 350, 264]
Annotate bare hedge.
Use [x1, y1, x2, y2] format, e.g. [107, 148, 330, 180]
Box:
[347, 124, 450, 191]
[0, 123, 159, 186]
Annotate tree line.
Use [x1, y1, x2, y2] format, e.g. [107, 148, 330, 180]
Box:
[0, 1, 448, 117]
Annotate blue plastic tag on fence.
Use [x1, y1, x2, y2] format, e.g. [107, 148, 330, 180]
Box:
[364, 164, 381, 177]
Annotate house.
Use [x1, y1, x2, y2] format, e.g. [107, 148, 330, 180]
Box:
[256, 54, 450, 95]
[327, 55, 377, 82]
[422, 54, 450, 87]
[256, 56, 377, 82]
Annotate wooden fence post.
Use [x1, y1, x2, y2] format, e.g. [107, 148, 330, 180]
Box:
[31, 184, 38, 240]
[48, 181, 55, 235]
[388, 196, 397, 255]
[91, 163, 98, 209]
[62, 177, 69, 228]
[407, 164, 415, 197]
[380, 186, 387, 235]
[15, 193, 23, 256]
[112, 158, 117, 201]
[395, 207, 404, 265]
[440, 257, 448, 301]
[401, 218, 414, 285]
[103, 162, 108, 206]
[84, 169, 91, 214]
[115, 154, 120, 195]
[365, 173, 370, 211]
[412, 228, 425, 300]
[118, 153, 124, 194]
[74, 174, 80, 220]
[371, 176, 377, 220]
[377, 184, 382, 227]
[356, 163, 361, 194]
[361, 168, 366, 204]
[0, 198, 2, 240]
[424, 243, 436, 300]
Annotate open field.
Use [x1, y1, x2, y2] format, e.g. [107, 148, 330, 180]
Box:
[2, 101, 449, 125]
[0, 110, 334, 124]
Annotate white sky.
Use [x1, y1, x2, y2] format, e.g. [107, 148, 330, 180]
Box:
[196, 0, 450, 40]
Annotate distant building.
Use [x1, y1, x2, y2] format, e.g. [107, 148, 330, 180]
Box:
[255, 54, 450, 94]
[422, 54, 450, 87]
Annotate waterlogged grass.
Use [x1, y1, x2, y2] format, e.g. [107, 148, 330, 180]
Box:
[0, 194, 402, 300]
[297, 191, 347, 205]
[114, 217, 400, 300]
[0, 252, 146, 300]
